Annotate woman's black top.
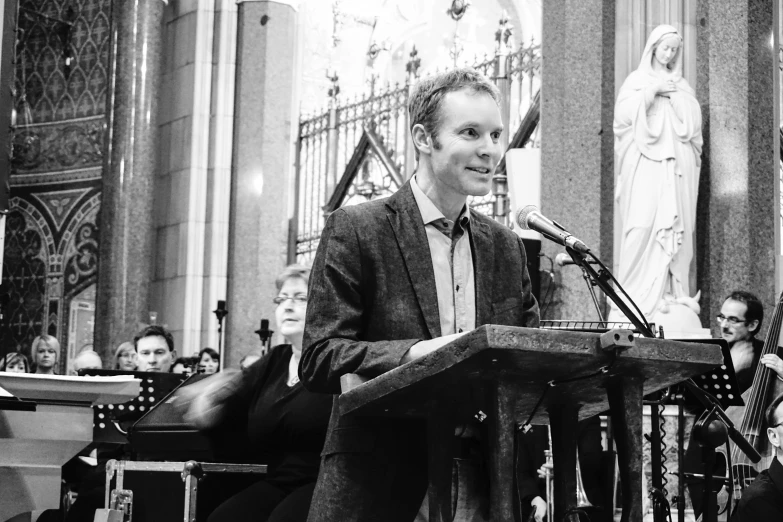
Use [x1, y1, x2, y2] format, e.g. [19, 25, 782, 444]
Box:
[223, 344, 333, 489]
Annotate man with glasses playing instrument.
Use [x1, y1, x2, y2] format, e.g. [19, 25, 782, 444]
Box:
[718, 291, 783, 393]
[730, 393, 783, 521]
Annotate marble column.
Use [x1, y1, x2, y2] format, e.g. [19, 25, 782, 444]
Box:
[226, 1, 300, 366]
[95, 0, 165, 360]
[540, 0, 616, 321]
[696, 0, 780, 334]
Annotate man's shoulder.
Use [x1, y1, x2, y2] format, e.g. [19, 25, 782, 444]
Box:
[336, 197, 391, 218]
[470, 209, 521, 241]
[741, 469, 777, 502]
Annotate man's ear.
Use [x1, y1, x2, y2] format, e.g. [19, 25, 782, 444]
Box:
[171, 349, 178, 361]
[748, 319, 760, 335]
[768, 426, 781, 449]
[411, 123, 432, 156]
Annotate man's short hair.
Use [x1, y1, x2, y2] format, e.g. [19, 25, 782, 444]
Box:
[134, 325, 175, 352]
[725, 290, 764, 336]
[408, 68, 500, 160]
[766, 392, 783, 429]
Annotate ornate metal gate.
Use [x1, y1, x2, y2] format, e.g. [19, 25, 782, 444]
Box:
[291, 19, 542, 263]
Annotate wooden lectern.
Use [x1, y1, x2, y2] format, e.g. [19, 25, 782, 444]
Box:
[339, 325, 722, 522]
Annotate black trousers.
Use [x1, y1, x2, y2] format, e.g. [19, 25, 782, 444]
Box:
[207, 480, 316, 522]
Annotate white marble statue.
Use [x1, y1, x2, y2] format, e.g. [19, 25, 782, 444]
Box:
[612, 25, 703, 331]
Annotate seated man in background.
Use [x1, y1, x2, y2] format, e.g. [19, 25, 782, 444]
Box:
[72, 350, 103, 374]
[135, 325, 177, 373]
[731, 393, 783, 521]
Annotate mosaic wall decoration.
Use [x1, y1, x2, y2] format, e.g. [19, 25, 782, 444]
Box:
[3, 0, 110, 371]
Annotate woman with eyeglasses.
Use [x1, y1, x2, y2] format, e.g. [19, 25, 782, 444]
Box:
[179, 264, 332, 522]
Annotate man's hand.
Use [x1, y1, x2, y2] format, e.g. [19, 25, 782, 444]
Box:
[400, 331, 469, 364]
[530, 496, 547, 522]
[536, 460, 553, 480]
[761, 354, 783, 380]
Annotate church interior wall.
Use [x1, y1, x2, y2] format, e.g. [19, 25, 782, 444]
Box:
[3, 0, 109, 372]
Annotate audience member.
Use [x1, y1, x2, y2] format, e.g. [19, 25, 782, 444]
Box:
[0, 352, 30, 373]
[179, 264, 332, 522]
[113, 342, 137, 371]
[198, 347, 220, 374]
[32, 335, 60, 375]
[72, 350, 103, 374]
[171, 357, 196, 375]
[134, 325, 177, 373]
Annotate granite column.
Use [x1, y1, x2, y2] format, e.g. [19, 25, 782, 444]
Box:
[696, 0, 780, 333]
[95, 0, 165, 360]
[226, 1, 300, 365]
[540, 0, 616, 321]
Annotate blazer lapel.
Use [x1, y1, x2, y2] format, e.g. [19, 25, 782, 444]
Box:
[386, 183, 442, 339]
[470, 215, 494, 326]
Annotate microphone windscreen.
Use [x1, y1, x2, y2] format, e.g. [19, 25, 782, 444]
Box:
[515, 205, 539, 231]
[554, 253, 571, 267]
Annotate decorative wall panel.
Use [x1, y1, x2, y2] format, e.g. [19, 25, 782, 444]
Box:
[3, 0, 110, 371]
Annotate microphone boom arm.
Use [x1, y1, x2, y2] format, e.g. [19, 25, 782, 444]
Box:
[564, 247, 654, 338]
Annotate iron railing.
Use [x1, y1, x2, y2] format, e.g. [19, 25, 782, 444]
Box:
[292, 38, 542, 263]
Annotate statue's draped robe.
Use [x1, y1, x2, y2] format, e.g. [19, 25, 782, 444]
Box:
[614, 25, 703, 318]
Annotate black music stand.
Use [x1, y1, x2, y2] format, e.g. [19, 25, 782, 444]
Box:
[80, 369, 189, 444]
[677, 338, 743, 410]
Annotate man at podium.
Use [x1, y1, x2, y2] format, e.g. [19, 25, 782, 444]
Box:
[301, 68, 540, 522]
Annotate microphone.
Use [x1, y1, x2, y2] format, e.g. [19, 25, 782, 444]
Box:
[554, 253, 599, 267]
[255, 319, 273, 344]
[515, 205, 590, 254]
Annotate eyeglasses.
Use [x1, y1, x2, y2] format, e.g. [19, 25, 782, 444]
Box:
[716, 314, 746, 326]
[273, 294, 308, 306]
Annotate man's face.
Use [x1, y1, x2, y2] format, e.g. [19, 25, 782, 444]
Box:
[136, 336, 175, 372]
[719, 299, 757, 345]
[73, 352, 102, 372]
[425, 89, 504, 200]
[767, 402, 783, 456]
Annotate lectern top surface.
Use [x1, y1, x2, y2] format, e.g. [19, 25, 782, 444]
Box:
[339, 325, 723, 423]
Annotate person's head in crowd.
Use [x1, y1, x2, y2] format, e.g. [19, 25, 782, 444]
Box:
[765, 392, 783, 459]
[274, 264, 311, 354]
[239, 352, 262, 370]
[114, 341, 138, 371]
[719, 290, 763, 345]
[72, 350, 103, 374]
[1, 352, 30, 373]
[408, 68, 502, 205]
[32, 335, 60, 374]
[134, 325, 177, 373]
[197, 347, 220, 374]
[170, 357, 194, 375]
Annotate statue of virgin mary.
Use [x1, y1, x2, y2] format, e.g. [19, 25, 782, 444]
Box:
[612, 25, 703, 326]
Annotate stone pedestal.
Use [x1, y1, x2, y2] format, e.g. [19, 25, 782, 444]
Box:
[95, 0, 165, 359]
[226, 1, 300, 366]
[540, 0, 616, 321]
[696, 0, 780, 334]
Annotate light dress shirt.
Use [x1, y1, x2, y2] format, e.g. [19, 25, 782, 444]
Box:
[410, 176, 476, 336]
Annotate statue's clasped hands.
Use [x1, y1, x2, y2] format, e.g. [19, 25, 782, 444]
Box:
[657, 78, 677, 96]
